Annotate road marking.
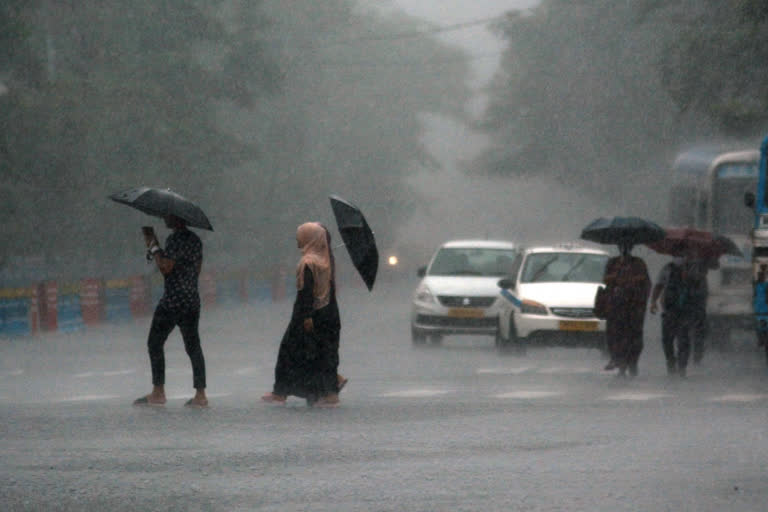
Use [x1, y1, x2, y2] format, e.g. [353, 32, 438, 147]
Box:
[75, 369, 136, 378]
[378, 389, 451, 398]
[166, 392, 232, 400]
[0, 369, 23, 377]
[477, 367, 532, 375]
[604, 392, 671, 401]
[709, 393, 768, 403]
[478, 366, 595, 375]
[234, 367, 258, 376]
[58, 394, 121, 402]
[537, 366, 594, 374]
[495, 390, 563, 399]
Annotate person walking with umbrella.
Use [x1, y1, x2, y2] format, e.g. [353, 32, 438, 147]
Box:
[133, 214, 208, 407]
[647, 228, 739, 368]
[109, 187, 213, 407]
[650, 256, 690, 376]
[262, 222, 344, 407]
[581, 217, 662, 377]
[601, 241, 652, 377]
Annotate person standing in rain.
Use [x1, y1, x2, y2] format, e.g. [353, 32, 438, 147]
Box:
[133, 214, 208, 407]
[262, 222, 344, 407]
[602, 241, 651, 377]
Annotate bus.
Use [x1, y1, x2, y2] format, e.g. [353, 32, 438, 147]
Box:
[667, 146, 759, 349]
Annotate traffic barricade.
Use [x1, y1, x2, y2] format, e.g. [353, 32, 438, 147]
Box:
[105, 279, 132, 323]
[130, 275, 152, 318]
[80, 278, 104, 326]
[57, 282, 84, 333]
[0, 287, 31, 337]
[39, 281, 58, 332]
[29, 285, 39, 335]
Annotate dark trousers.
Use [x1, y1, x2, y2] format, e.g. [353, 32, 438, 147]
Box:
[147, 305, 206, 389]
[662, 311, 690, 370]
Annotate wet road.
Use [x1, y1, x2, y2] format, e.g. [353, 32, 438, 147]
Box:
[2, 280, 768, 511]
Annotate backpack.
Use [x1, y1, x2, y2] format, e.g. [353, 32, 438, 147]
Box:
[662, 263, 688, 311]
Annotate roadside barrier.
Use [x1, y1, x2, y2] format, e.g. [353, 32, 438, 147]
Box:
[0, 287, 31, 337]
[0, 266, 294, 338]
[57, 282, 83, 333]
[130, 275, 151, 318]
[41, 281, 58, 332]
[80, 278, 104, 326]
[104, 279, 133, 323]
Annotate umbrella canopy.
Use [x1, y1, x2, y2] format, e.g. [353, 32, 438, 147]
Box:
[646, 228, 742, 259]
[580, 216, 665, 246]
[109, 187, 213, 231]
[329, 195, 378, 291]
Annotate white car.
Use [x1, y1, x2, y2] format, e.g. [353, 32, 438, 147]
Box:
[496, 244, 610, 353]
[411, 240, 519, 345]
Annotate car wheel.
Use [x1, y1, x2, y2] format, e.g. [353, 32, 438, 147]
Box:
[411, 326, 427, 345]
[497, 319, 526, 356]
[429, 334, 443, 345]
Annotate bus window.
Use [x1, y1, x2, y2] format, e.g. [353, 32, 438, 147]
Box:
[713, 162, 758, 234]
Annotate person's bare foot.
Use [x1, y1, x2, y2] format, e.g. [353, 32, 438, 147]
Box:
[185, 389, 208, 408]
[184, 397, 209, 408]
[261, 392, 287, 404]
[315, 393, 340, 408]
[337, 374, 348, 392]
[133, 393, 166, 406]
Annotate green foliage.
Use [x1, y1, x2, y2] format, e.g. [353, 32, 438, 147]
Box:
[660, 0, 768, 135]
[476, 0, 768, 201]
[0, 0, 471, 280]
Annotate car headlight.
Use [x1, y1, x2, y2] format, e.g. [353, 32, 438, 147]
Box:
[415, 285, 436, 304]
[520, 299, 548, 315]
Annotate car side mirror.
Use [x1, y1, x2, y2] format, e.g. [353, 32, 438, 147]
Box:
[745, 191, 756, 208]
[497, 278, 514, 289]
[417, 266, 426, 278]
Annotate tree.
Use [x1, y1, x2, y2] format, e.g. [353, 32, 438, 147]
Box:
[474, 0, 768, 209]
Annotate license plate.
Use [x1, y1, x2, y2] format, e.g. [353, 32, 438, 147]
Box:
[447, 308, 484, 318]
[559, 320, 598, 331]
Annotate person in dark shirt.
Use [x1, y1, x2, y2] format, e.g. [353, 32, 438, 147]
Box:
[602, 242, 651, 377]
[133, 214, 208, 407]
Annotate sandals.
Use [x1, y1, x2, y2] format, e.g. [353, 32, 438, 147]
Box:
[337, 375, 349, 392]
[184, 398, 209, 408]
[133, 395, 166, 406]
[314, 394, 340, 408]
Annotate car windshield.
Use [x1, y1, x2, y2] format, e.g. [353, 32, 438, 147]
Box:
[521, 252, 608, 283]
[428, 247, 517, 277]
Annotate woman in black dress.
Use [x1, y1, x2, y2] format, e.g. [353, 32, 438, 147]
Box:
[262, 222, 343, 406]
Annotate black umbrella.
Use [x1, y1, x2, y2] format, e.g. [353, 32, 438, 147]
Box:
[580, 216, 665, 246]
[109, 187, 214, 231]
[329, 195, 378, 291]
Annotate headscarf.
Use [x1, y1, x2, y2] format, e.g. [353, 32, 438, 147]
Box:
[296, 222, 332, 309]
